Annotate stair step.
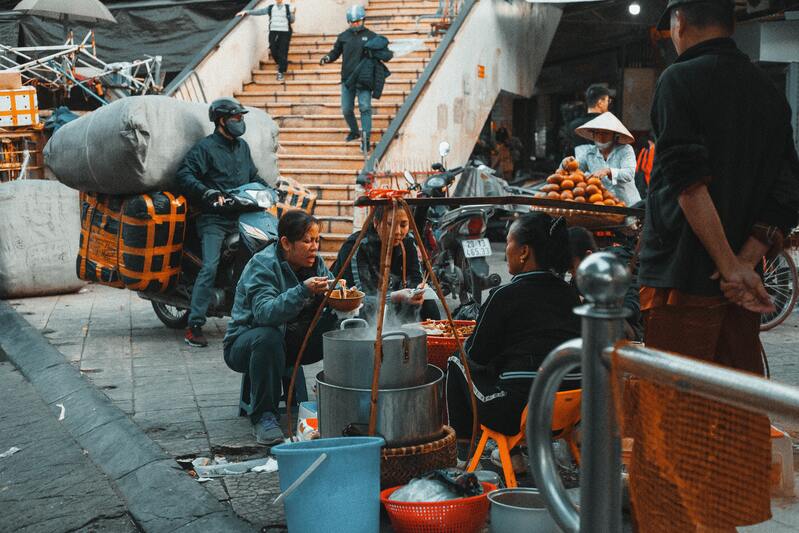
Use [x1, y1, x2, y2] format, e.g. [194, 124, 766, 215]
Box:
[275, 114, 392, 128]
[366, 0, 443, 6]
[287, 48, 433, 61]
[279, 127, 386, 142]
[315, 198, 355, 217]
[260, 57, 428, 70]
[238, 92, 407, 105]
[321, 232, 351, 244]
[280, 154, 366, 171]
[252, 68, 421, 83]
[262, 101, 401, 116]
[253, 79, 415, 92]
[280, 168, 362, 184]
[281, 141, 368, 156]
[306, 183, 357, 200]
[293, 30, 438, 44]
[317, 215, 355, 234]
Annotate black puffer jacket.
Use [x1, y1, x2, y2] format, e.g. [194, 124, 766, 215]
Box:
[324, 26, 378, 82]
[345, 35, 393, 98]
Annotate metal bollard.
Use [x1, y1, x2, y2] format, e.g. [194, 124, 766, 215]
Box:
[528, 251, 631, 533]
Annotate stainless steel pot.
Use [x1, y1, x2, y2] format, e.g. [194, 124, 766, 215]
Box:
[322, 318, 428, 389]
[316, 365, 444, 447]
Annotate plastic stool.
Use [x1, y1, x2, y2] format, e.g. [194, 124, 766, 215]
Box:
[467, 389, 582, 488]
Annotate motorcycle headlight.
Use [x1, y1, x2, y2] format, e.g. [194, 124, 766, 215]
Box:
[253, 190, 274, 209]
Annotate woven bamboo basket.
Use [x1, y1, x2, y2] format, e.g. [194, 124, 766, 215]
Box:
[381, 425, 457, 488]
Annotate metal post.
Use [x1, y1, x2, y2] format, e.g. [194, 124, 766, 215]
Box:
[573, 252, 630, 533]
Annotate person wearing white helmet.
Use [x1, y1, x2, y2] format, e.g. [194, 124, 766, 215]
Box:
[319, 5, 377, 152]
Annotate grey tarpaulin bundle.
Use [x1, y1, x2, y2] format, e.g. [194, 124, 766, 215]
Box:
[44, 95, 280, 195]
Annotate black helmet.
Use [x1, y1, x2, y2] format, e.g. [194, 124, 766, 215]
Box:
[208, 97, 248, 124]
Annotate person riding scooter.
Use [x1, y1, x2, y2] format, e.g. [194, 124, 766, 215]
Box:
[176, 97, 274, 348]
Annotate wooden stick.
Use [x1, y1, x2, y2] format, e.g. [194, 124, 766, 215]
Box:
[368, 199, 398, 436]
[399, 199, 480, 459]
[285, 207, 377, 439]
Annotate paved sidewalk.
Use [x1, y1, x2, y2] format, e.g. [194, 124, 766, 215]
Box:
[0, 349, 139, 533]
[5, 278, 799, 531]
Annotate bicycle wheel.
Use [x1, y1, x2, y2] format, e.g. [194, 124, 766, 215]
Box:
[760, 250, 798, 331]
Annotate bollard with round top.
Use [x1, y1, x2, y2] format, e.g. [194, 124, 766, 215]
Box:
[575, 251, 632, 317]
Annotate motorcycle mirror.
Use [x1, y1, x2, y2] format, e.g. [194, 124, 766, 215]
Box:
[438, 141, 451, 158]
[431, 162, 444, 171]
[403, 170, 416, 186]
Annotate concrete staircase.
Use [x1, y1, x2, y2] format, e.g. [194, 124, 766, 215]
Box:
[235, 0, 444, 262]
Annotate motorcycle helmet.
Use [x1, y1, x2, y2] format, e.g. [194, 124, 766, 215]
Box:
[346, 4, 366, 23]
[208, 97, 249, 125]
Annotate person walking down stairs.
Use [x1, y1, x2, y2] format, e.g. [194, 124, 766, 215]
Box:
[238, 0, 296, 81]
[319, 5, 385, 154]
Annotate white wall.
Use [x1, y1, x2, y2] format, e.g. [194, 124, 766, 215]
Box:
[176, 0, 270, 103]
[378, 0, 561, 170]
[293, 0, 367, 35]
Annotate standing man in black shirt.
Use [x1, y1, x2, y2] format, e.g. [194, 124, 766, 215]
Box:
[319, 5, 377, 153]
[632, 0, 799, 529]
[567, 84, 612, 153]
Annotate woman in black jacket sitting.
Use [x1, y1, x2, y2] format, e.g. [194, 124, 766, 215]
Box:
[446, 212, 581, 459]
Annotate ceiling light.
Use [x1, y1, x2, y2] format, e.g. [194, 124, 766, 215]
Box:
[628, 2, 641, 15]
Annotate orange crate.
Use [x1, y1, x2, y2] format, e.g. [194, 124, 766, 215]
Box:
[381, 482, 495, 533]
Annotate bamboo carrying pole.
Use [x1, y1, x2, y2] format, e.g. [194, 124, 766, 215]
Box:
[399, 199, 480, 458]
[367, 199, 399, 435]
[285, 208, 377, 438]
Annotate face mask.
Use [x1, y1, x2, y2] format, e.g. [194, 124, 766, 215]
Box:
[224, 118, 246, 138]
[595, 140, 613, 151]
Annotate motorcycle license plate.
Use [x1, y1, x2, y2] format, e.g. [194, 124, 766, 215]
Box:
[462, 238, 492, 258]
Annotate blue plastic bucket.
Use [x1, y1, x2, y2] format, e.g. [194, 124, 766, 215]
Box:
[272, 437, 384, 533]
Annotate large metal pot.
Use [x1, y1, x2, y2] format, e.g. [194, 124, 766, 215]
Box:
[322, 318, 428, 389]
[316, 365, 444, 447]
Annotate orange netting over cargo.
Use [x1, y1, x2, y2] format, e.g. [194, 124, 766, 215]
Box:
[612, 350, 772, 532]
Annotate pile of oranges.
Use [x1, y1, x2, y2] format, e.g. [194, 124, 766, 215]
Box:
[534, 160, 626, 207]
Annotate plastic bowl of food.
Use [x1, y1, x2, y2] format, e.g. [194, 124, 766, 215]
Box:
[327, 288, 365, 312]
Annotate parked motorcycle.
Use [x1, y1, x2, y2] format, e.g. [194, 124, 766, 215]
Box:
[404, 142, 501, 305]
[140, 182, 279, 328]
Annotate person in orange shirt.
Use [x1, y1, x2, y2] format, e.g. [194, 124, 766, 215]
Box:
[634, 133, 655, 196]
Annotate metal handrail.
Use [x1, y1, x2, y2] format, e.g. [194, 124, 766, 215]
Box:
[611, 344, 799, 420]
[164, 0, 262, 97]
[528, 251, 799, 533]
[359, 0, 479, 181]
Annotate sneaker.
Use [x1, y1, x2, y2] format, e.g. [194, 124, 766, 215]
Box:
[184, 325, 208, 347]
[360, 138, 371, 154]
[491, 447, 528, 474]
[253, 412, 285, 445]
[345, 131, 361, 142]
[276, 72, 284, 81]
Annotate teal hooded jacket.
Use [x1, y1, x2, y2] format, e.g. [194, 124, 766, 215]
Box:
[224, 242, 331, 349]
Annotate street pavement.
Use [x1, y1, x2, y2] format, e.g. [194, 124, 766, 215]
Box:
[2, 243, 799, 531]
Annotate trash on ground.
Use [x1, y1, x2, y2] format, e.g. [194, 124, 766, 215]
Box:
[56, 403, 65, 421]
[191, 456, 278, 478]
[0, 447, 20, 459]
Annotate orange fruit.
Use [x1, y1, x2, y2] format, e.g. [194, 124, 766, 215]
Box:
[585, 184, 600, 195]
[541, 184, 559, 193]
[560, 190, 574, 200]
[534, 192, 546, 198]
[574, 196, 586, 203]
[573, 187, 585, 197]
[546, 174, 562, 184]
[587, 177, 602, 187]
[588, 193, 604, 203]
[547, 191, 561, 199]
[565, 160, 579, 172]
[604, 199, 615, 206]
[560, 179, 575, 190]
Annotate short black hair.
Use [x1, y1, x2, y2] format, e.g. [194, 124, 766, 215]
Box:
[585, 84, 610, 108]
[509, 212, 572, 274]
[674, 1, 734, 32]
[567, 226, 598, 262]
[278, 209, 318, 242]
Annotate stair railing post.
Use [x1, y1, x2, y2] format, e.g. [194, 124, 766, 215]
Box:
[573, 251, 630, 532]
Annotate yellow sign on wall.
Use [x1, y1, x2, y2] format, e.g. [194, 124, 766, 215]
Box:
[477, 65, 485, 79]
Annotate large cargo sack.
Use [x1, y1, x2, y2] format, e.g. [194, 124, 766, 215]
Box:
[274, 177, 317, 217]
[0, 180, 85, 298]
[78, 191, 187, 293]
[45, 95, 280, 194]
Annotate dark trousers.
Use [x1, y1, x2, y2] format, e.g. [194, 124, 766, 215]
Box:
[269, 30, 291, 74]
[189, 215, 238, 327]
[224, 313, 336, 423]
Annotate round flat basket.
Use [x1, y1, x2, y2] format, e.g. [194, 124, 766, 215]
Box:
[380, 481, 496, 533]
[381, 425, 457, 488]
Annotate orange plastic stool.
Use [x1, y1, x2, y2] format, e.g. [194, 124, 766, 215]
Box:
[466, 389, 582, 488]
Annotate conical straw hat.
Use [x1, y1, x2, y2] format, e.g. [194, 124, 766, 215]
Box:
[575, 112, 635, 145]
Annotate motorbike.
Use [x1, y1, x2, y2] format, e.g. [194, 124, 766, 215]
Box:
[404, 142, 501, 305]
[140, 182, 279, 328]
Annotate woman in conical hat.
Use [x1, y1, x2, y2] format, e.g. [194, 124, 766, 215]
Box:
[565, 111, 641, 206]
